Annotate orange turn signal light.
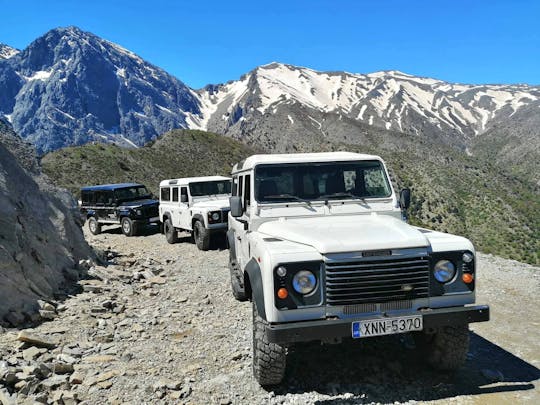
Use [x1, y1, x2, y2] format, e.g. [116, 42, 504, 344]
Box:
[277, 288, 288, 299]
[462, 273, 474, 284]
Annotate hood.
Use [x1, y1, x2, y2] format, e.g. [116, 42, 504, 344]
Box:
[258, 213, 429, 254]
[119, 198, 158, 208]
[191, 198, 230, 210]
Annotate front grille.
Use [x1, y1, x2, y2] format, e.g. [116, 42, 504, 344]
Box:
[325, 256, 430, 306]
[343, 300, 413, 315]
[144, 205, 159, 218]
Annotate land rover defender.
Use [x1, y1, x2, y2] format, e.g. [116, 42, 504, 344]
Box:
[227, 152, 490, 386]
[159, 176, 231, 250]
[80, 183, 160, 237]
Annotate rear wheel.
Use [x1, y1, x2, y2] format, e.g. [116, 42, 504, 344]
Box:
[194, 221, 211, 251]
[121, 217, 137, 237]
[88, 217, 101, 235]
[414, 324, 470, 371]
[252, 301, 287, 386]
[164, 218, 178, 244]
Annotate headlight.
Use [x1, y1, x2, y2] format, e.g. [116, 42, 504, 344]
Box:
[292, 270, 317, 295]
[135, 209, 143, 216]
[276, 266, 287, 277]
[211, 212, 220, 221]
[434, 260, 456, 283]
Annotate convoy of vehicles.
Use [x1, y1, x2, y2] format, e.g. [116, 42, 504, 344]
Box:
[80, 151, 489, 387]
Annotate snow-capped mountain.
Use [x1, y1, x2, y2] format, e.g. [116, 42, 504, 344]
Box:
[0, 27, 199, 153]
[1, 27, 539, 157]
[189, 63, 540, 149]
[0, 43, 19, 59]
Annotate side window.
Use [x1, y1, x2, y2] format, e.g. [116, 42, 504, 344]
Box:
[81, 191, 91, 204]
[160, 187, 170, 201]
[238, 175, 244, 199]
[172, 187, 179, 202]
[244, 175, 251, 211]
[180, 187, 188, 202]
[232, 177, 238, 196]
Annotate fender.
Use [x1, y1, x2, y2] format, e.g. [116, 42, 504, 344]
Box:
[192, 213, 205, 229]
[245, 258, 266, 321]
[162, 211, 172, 221]
[86, 209, 96, 218]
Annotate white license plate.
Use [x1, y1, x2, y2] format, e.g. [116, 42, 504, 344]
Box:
[149, 216, 160, 223]
[352, 315, 422, 338]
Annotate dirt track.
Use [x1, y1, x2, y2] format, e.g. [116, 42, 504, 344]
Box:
[1, 225, 538, 404]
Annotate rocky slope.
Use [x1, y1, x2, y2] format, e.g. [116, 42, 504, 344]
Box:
[0, 44, 19, 60]
[0, 228, 537, 404]
[0, 120, 93, 327]
[0, 27, 199, 153]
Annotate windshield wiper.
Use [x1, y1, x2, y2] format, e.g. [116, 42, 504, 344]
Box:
[264, 194, 312, 206]
[318, 192, 366, 201]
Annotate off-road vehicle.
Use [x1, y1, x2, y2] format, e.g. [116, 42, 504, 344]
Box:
[227, 152, 490, 386]
[80, 183, 159, 236]
[159, 176, 231, 250]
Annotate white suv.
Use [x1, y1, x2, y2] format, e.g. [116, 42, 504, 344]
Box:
[227, 152, 489, 386]
[159, 176, 231, 250]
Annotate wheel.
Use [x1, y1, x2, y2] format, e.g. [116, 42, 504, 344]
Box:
[121, 217, 137, 237]
[414, 324, 470, 371]
[230, 249, 247, 301]
[194, 221, 211, 251]
[252, 301, 287, 386]
[88, 217, 101, 235]
[164, 218, 178, 244]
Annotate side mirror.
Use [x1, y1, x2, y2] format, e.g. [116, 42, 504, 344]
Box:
[400, 188, 411, 210]
[230, 196, 243, 217]
[180, 194, 188, 203]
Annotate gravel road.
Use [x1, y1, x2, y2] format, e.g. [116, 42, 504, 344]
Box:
[0, 225, 538, 404]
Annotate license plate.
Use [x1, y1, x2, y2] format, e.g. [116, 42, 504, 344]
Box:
[352, 315, 422, 338]
[149, 216, 160, 223]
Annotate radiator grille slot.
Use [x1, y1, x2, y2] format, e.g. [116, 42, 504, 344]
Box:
[325, 256, 430, 306]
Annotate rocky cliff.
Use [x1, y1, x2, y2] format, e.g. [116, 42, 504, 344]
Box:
[0, 120, 93, 326]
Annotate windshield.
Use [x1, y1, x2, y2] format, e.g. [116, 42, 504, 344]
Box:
[255, 161, 392, 203]
[114, 186, 151, 202]
[189, 180, 231, 197]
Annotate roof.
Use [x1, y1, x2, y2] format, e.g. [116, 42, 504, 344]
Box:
[232, 152, 383, 172]
[81, 183, 143, 191]
[159, 176, 231, 187]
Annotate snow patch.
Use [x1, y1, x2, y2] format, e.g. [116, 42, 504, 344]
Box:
[26, 70, 53, 81]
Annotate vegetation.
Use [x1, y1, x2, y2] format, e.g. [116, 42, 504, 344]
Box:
[42, 129, 539, 265]
[42, 129, 256, 196]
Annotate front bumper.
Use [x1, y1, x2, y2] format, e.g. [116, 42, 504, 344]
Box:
[266, 305, 489, 344]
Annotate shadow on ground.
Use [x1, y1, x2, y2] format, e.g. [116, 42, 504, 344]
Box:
[272, 332, 539, 403]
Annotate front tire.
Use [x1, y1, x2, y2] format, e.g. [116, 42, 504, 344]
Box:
[164, 218, 178, 244]
[121, 217, 137, 237]
[88, 217, 101, 235]
[252, 301, 287, 386]
[414, 324, 470, 371]
[194, 221, 211, 251]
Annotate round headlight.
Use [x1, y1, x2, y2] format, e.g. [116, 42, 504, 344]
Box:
[136, 209, 142, 216]
[292, 270, 317, 295]
[462, 252, 474, 263]
[211, 212, 220, 221]
[276, 266, 287, 277]
[434, 260, 456, 283]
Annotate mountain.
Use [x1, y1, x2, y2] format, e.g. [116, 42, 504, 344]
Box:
[0, 27, 200, 153]
[191, 63, 540, 153]
[2, 27, 540, 163]
[41, 129, 256, 196]
[0, 43, 19, 59]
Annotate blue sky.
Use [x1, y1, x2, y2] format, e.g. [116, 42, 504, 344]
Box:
[1, 0, 538, 88]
